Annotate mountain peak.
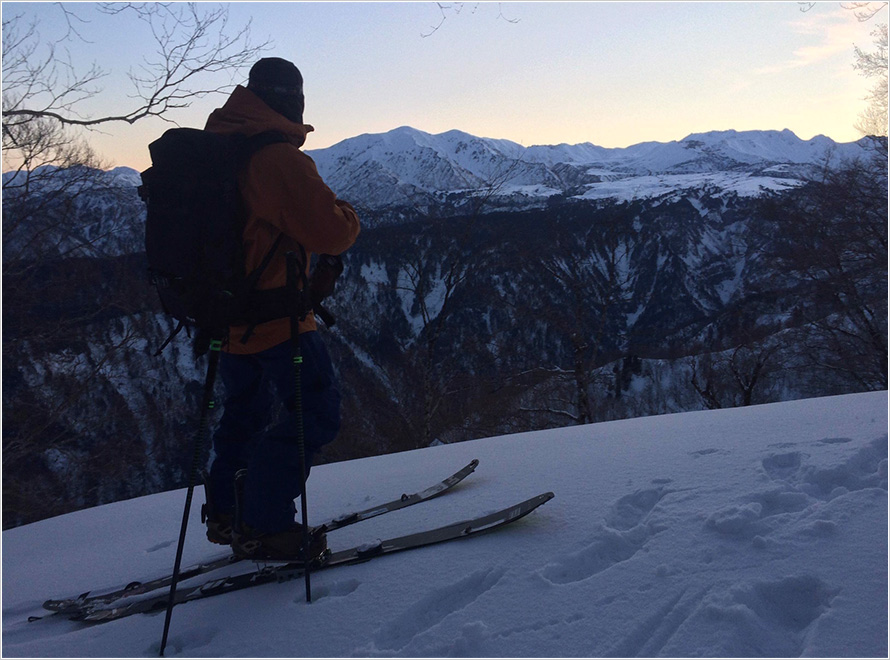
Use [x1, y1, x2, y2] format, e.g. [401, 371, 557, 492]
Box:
[307, 126, 868, 210]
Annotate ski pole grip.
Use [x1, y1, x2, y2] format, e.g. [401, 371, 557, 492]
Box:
[286, 249, 310, 324]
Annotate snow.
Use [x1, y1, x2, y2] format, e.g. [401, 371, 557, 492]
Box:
[485, 184, 563, 199]
[575, 172, 805, 203]
[2, 391, 887, 658]
[309, 127, 872, 210]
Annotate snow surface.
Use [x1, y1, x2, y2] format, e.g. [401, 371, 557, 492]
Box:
[575, 172, 804, 203]
[307, 127, 873, 210]
[2, 391, 887, 658]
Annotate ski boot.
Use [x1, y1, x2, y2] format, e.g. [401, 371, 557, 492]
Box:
[231, 523, 329, 564]
[231, 469, 329, 564]
[201, 469, 234, 545]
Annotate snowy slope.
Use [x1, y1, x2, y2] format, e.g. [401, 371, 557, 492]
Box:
[574, 171, 804, 203]
[2, 391, 887, 658]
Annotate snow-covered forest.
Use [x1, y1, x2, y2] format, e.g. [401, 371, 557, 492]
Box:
[4, 124, 886, 528]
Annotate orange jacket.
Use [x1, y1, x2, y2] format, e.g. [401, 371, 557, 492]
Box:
[204, 86, 360, 354]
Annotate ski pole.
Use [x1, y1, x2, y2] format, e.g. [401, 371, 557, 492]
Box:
[159, 338, 222, 656]
[287, 250, 312, 603]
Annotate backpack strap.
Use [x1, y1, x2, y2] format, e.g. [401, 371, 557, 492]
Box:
[237, 233, 285, 344]
[154, 320, 185, 357]
[242, 232, 284, 293]
[237, 130, 291, 292]
[232, 130, 292, 346]
[240, 131, 290, 161]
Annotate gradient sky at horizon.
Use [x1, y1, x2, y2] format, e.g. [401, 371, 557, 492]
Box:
[4, 1, 886, 171]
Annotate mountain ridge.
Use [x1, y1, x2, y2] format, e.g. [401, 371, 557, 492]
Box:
[34, 127, 870, 212]
[305, 126, 873, 211]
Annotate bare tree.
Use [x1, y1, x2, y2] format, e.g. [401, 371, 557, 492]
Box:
[690, 353, 725, 410]
[383, 153, 530, 448]
[690, 343, 780, 410]
[516, 206, 636, 426]
[757, 153, 888, 391]
[841, 1, 888, 21]
[2, 3, 270, 528]
[422, 2, 519, 38]
[798, 2, 888, 21]
[853, 22, 888, 137]
[3, 3, 270, 254]
[796, 3, 887, 136]
[394, 236, 471, 447]
[3, 4, 268, 134]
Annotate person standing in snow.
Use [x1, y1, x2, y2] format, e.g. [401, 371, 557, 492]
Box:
[200, 57, 360, 561]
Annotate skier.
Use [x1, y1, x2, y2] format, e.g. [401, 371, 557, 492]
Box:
[201, 57, 360, 561]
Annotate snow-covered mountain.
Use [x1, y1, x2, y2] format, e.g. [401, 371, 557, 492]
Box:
[3, 127, 871, 219]
[308, 127, 873, 212]
[2, 164, 144, 261]
[1, 164, 142, 194]
[3, 391, 886, 657]
[3, 128, 872, 260]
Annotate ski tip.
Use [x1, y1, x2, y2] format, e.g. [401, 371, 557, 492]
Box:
[469, 458, 480, 469]
[536, 492, 556, 505]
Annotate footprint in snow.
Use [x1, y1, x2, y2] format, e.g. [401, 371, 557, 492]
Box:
[145, 539, 176, 553]
[690, 448, 722, 457]
[605, 487, 668, 531]
[370, 566, 506, 654]
[817, 437, 853, 445]
[540, 487, 668, 585]
[761, 451, 803, 482]
[146, 625, 218, 656]
[799, 435, 888, 498]
[656, 576, 836, 657]
[760, 436, 887, 497]
[540, 525, 642, 585]
[307, 578, 360, 601]
[709, 436, 888, 543]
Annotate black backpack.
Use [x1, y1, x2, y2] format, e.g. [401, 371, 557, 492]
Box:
[139, 128, 292, 354]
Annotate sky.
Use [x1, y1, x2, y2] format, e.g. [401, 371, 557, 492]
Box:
[3, 1, 887, 171]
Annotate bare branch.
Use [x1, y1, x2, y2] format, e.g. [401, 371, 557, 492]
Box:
[841, 1, 889, 21]
[2, 4, 271, 131]
[496, 3, 521, 25]
[421, 2, 453, 37]
[421, 1, 520, 38]
[800, 1, 888, 19]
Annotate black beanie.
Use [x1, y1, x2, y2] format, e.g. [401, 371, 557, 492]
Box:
[247, 57, 305, 123]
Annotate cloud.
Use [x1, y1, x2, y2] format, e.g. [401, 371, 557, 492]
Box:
[754, 8, 870, 75]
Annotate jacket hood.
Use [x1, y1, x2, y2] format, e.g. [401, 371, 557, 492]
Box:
[204, 85, 313, 148]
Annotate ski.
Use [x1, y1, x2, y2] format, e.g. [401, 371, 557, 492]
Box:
[41, 459, 479, 616]
[74, 491, 554, 623]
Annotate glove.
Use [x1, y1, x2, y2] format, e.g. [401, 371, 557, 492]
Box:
[308, 254, 344, 306]
[308, 254, 344, 326]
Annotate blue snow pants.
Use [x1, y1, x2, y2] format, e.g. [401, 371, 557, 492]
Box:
[208, 332, 341, 534]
